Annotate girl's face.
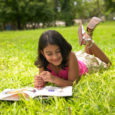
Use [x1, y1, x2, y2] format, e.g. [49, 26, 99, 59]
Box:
[42, 44, 62, 66]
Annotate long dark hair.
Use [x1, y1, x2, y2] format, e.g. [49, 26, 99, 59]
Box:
[34, 30, 72, 70]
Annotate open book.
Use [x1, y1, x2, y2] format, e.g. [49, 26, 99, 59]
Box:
[0, 86, 72, 101]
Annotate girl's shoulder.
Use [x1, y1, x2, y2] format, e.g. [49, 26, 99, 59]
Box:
[66, 51, 78, 66]
[68, 51, 77, 60]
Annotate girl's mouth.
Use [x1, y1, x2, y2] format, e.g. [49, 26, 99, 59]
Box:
[53, 58, 61, 62]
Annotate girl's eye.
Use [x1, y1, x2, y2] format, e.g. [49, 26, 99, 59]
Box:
[56, 50, 61, 53]
[47, 53, 52, 56]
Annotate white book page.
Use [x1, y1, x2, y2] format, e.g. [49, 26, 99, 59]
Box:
[0, 86, 72, 101]
[34, 86, 72, 97]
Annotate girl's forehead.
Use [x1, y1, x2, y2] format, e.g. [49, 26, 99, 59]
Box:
[44, 44, 60, 51]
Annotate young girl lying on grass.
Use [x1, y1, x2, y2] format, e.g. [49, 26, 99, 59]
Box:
[34, 17, 111, 89]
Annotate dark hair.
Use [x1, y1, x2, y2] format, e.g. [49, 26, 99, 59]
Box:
[34, 30, 72, 70]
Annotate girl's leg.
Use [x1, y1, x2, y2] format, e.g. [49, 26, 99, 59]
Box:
[78, 18, 111, 65]
[85, 41, 111, 64]
[85, 45, 93, 54]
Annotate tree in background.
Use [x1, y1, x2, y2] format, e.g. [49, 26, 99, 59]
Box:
[104, 0, 115, 12]
[26, 1, 55, 28]
[0, 0, 55, 30]
[0, 0, 30, 29]
[104, 0, 115, 19]
[75, 0, 105, 19]
[58, 0, 77, 26]
[0, 0, 114, 30]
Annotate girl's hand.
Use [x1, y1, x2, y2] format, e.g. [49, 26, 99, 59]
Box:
[39, 71, 53, 83]
[34, 75, 45, 89]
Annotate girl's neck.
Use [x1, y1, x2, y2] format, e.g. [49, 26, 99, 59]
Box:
[50, 63, 61, 69]
[49, 63, 61, 74]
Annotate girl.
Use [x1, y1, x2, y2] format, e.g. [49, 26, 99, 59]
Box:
[34, 18, 111, 88]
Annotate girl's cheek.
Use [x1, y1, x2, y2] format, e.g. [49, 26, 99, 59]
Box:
[45, 56, 52, 62]
[46, 56, 51, 60]
[58, 53, 62, 59]
[44, 55, 49, 59]
[59, 53, 62, 57]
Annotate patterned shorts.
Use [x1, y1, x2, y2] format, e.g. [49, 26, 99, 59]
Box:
[75, 50, 108, 73]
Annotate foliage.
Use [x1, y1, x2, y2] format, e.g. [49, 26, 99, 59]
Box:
[0, 0, 55, 29]
[104, 0, 115, 19]
[59, 0, 77, 26]
[0, 21, 115, 114]
[0, 0, 30, 29]
[26, 2, 55, 27]
[75, 0, 105, 18]
[0, 0, 114, 30]
[104, 0, 115, 12]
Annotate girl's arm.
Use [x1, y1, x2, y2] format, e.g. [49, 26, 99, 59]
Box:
[39, 52, 79, 87]
[48, 75, 73, 87]
[39, 68, 72, 86]
[68, 52, 79, 83]
[52, 52, 79, 87]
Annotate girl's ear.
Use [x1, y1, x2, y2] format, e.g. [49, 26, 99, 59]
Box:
[40, 50, 44, 56]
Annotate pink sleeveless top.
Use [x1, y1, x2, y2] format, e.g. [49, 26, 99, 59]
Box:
[47, 60, 88, 80]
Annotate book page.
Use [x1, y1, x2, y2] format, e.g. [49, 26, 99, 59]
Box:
[34, 86, 72, 97]
[0, 86, 72, 101]
[0, 88, 35, 101]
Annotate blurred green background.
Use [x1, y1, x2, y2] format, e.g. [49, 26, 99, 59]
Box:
[0, 0, 115, 30]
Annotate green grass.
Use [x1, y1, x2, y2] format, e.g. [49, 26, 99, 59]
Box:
[0, 21, 115, 115]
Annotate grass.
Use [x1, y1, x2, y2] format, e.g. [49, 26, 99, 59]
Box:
[0, 21, 115, 115]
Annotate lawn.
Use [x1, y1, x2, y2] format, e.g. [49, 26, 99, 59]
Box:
[0, 21, 115, 115]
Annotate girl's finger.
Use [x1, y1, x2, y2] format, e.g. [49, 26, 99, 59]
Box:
[37, 77, 43, 80]
[35, 81, 44, 87]
[40, 71, 47, 75]
[35, 81, 45, 89]
[35, 82, 44, 85]
[40, 75, 46, 80]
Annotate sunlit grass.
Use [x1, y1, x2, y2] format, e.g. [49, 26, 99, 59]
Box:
[0, 21, 115, 114]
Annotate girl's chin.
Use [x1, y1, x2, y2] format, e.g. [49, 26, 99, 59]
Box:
[51, 61, 62, 66]
[52, 62, 61, 66]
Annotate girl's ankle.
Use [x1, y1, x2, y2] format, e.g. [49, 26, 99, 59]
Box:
[87, 40, 94, 48]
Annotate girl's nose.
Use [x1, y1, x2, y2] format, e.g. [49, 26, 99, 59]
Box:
[53, 53, 58, 59]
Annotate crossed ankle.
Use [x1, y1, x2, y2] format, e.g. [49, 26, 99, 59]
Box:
[88, 32, 93, 37]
